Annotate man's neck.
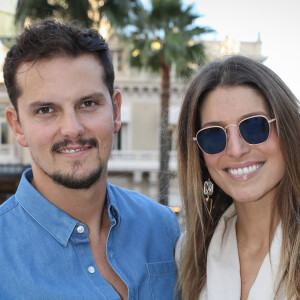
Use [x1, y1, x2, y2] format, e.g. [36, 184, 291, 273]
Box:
[30, 167, 108, 231]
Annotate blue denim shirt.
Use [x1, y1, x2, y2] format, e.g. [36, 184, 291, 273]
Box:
[0, 169, 180, 300]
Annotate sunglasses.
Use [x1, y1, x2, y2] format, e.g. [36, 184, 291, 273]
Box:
[193, 115, 276, 155]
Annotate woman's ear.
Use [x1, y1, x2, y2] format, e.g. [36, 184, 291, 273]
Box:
[5, 107, 28, 147]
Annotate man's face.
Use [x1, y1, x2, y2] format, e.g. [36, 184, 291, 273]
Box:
[6, 54, 121, 189]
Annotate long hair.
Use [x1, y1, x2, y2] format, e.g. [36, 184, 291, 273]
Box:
[177, 55, 300, 300]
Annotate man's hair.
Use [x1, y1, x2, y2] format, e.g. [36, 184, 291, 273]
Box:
[3, 19, 115, 110]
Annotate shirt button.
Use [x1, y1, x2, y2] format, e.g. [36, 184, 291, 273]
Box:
[109, 250, 113, 258]
[77, 225, 85, 233]
[88, 266, 95, 274]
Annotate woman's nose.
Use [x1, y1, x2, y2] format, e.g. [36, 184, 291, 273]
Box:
[225, 126, 251, 158]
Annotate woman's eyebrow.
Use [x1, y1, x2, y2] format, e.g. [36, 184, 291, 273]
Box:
[201, 111, 269, 128]
[241, 111, 269, 119]
[201, 120, 225, 128]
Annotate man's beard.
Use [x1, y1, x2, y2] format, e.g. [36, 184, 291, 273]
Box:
[32, 138, 104, 190]
[49, 161, 104, 189]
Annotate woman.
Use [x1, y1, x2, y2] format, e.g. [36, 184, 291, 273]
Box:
[176, 55, 300, 300]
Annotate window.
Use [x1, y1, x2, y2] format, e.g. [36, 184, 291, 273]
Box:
[1, 121, 8, 144]
[113, 124, 128, 150]
[0, 105, 8, 144]
[111, 49, 123, 72]
[114, 127, 122, 150]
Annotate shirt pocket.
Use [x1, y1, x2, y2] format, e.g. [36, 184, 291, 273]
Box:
[146, 260, 178, 300]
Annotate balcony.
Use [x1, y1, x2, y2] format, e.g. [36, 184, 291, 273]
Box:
[108, 150, 181, 207]
[109, 150, 177, 173]
[109, 150, 177, 183]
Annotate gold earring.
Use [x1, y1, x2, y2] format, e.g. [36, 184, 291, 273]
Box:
[203, 178, 214, 213]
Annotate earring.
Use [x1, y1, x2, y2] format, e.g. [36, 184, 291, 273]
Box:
[203, 178, 214, 213]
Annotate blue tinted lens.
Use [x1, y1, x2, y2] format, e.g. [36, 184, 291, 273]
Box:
[239, 116, 269, 144]
[197, 127, 226, 154]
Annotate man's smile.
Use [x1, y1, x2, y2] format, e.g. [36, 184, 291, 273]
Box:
[57, 146, 90, 154]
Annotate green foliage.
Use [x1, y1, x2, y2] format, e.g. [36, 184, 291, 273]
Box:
[123, 0, 213, 79]
[15, 0, 93, 28]
[100, 0, 143, 28]
[15, 0, 142, 29]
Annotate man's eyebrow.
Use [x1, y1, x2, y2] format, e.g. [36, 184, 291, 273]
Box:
[78, 92, 107, 102]
[29, 101, 56, 110]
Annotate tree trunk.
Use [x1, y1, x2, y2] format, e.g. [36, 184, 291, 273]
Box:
[159, 63, 170, 205]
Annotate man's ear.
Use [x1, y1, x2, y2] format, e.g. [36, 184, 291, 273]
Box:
[5, 107, 28, 147]
[112, 90, 122, 134]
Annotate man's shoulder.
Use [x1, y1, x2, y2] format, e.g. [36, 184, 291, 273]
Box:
[107, 183, 180, 229]
[108, 183, 181, 242]
[107, 183, 172, 213]
[0, 195, 19, 218]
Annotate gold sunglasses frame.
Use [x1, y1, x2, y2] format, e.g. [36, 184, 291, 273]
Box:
[193, 115, 276, 155]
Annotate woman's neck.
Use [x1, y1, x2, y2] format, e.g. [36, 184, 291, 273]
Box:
[235, 197, 280, 248]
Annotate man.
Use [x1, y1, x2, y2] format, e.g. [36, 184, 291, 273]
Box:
[1, 19, 180, 300]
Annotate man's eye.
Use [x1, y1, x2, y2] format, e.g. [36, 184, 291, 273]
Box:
[80, 100, 97, 108]
[37, 107, 54, 114]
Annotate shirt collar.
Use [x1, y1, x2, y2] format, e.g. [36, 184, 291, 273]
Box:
[106, 183, 121, 225]
[15, 169, 79, 247]
[15, 169, 122, 246]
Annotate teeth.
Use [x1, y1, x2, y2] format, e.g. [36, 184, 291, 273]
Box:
[228, 163, 263, 176]
[59, 148, 85, 153]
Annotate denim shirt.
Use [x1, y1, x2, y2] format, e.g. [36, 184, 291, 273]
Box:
[0, 169, 180, 300]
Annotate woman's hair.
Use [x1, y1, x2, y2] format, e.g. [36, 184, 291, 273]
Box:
[177, 55, 300, 300]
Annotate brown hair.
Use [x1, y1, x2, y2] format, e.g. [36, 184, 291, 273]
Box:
[177, 55, 300, 299]
[3, 19, 115, 111]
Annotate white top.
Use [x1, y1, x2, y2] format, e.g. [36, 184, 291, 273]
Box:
[175, 204, 285, 300]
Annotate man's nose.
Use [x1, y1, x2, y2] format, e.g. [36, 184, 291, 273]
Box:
[60, 112, 84, 138]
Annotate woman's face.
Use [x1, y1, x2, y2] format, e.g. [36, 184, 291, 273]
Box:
[200, 85, 285, 204]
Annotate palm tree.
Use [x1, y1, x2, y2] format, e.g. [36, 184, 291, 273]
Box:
[15, 0, 141, 29]
[120, 0, 212, 205]
[15, 0, 93, 28]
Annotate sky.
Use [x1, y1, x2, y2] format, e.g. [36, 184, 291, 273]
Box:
[184, 0, 300, 100]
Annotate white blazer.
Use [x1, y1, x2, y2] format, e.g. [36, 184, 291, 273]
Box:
[175, 204, 285, 300]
